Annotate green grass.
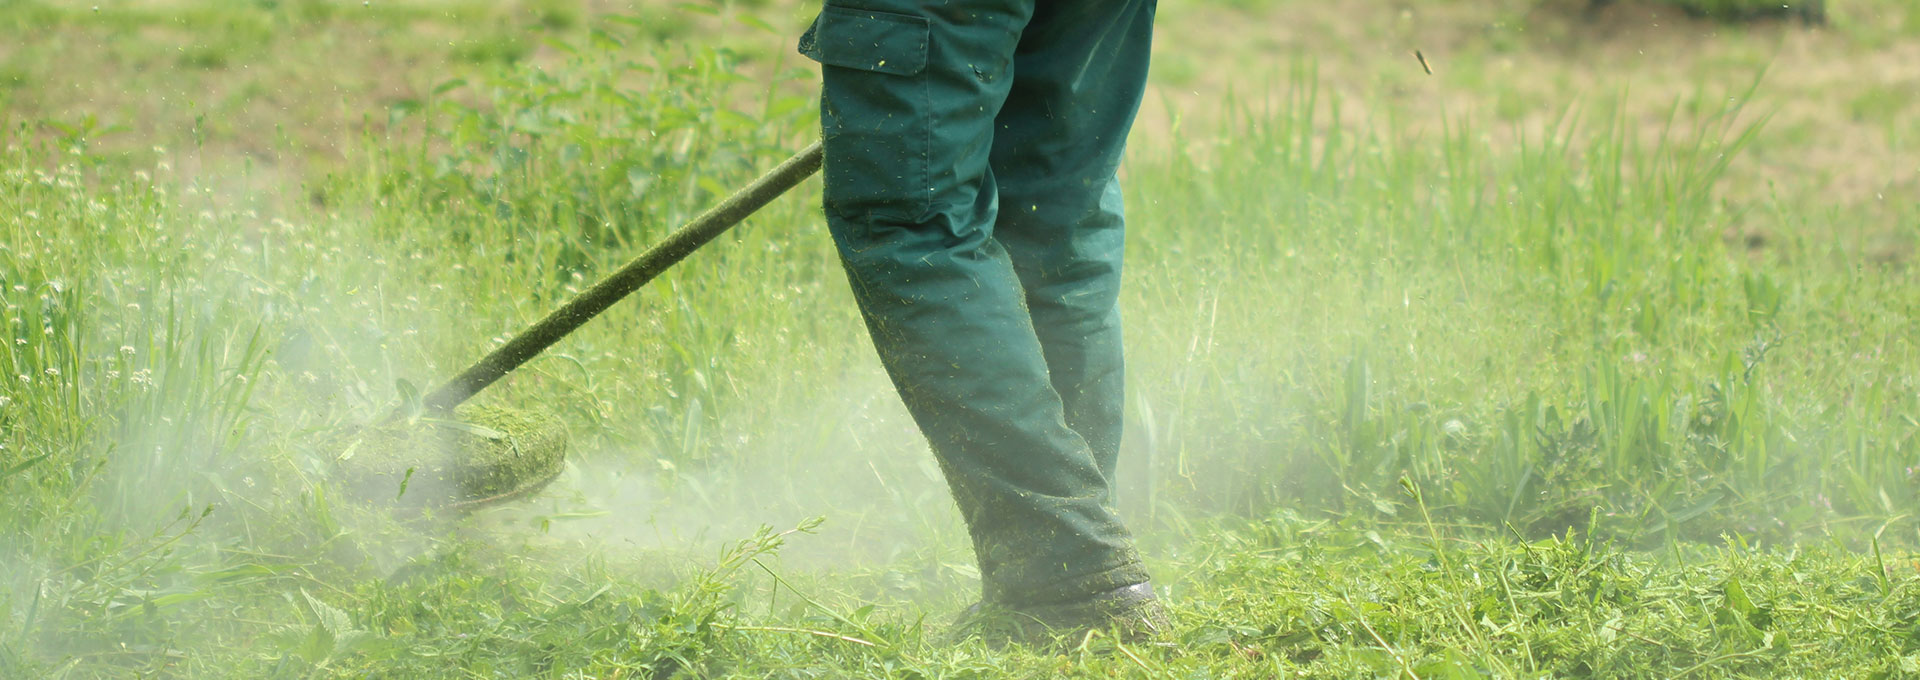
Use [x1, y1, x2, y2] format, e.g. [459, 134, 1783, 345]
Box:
[2, 1, 1919, 677]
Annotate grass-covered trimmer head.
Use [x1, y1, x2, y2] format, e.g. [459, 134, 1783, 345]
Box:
[328, 144, 823, 512]
[332, 405, 568, 512]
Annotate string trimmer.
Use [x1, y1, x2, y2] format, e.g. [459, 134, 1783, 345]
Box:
[331, 143, 824, 512]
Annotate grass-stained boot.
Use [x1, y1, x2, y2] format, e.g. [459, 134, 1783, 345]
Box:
[948, 582, 1171, 648]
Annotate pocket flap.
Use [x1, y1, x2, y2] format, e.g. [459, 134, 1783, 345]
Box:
[798, 7, 929, 77]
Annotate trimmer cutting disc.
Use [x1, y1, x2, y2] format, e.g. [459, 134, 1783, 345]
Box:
[331, 405, 568, 512]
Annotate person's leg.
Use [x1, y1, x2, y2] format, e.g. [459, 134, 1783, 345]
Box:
[991, 0, 1157, 484]
[800, 0, 1148, 604]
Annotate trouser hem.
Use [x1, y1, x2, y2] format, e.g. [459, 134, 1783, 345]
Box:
[993, 554, 1152, 606]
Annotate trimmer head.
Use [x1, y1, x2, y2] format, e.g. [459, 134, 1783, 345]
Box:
[330, 405, 568, 512]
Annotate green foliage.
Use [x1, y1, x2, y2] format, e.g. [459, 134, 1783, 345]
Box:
[340, 15, 822, 463]
[449, 32, 533, 65]
[388, 27, 813, 261]
[261, 520, 823, 677]
[1121, 67, 1918, 544]
[1165, 514, 1919, 677]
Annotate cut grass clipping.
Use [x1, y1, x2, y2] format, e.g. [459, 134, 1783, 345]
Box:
[327, 405, 567, 512]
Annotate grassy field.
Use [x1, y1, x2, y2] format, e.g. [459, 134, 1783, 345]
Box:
[4, 0, 1920, 676]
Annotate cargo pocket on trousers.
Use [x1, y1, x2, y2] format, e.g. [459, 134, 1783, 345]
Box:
[799, 6, 932, 223]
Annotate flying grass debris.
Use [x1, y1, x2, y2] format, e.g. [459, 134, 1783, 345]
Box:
[328, 405, 567, 511]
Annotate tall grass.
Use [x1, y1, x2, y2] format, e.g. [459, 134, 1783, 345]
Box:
[1122, 67, 1917, 542]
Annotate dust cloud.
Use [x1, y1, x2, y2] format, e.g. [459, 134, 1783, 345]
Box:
[469, 371, 971, 576]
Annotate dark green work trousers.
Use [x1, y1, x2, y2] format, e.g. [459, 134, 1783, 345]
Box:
[800, 0, 1157, 604]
